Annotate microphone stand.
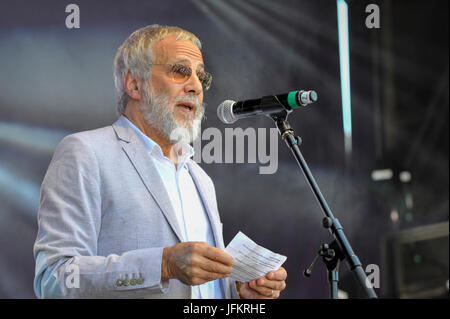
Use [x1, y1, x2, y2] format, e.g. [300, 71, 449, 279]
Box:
[267, 109, 378, 299]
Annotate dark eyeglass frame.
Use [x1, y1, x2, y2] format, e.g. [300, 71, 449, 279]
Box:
[151, 63, 213, 91]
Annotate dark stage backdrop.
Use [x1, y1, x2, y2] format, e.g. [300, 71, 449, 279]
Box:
[0, 0, 448, 298]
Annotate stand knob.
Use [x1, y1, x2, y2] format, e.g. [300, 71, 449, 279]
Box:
[304, 269, 312, 278]
[322, 217, 333, 229]
[303, 254, 319, 278]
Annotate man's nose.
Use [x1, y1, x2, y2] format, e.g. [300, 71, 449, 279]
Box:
[184, 72, 203, 95]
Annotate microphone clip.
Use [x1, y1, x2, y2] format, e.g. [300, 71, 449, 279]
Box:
[269, 111, 303, 149]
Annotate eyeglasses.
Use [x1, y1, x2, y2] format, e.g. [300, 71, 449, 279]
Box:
[151, 63, 213, 91]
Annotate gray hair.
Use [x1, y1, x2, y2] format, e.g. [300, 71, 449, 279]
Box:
[113, 24, 202, 115]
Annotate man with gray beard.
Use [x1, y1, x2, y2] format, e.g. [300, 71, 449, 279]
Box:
[139, 84, 205, 147]
[33, 25, 287, 299]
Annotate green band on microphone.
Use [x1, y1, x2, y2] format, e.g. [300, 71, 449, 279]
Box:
[287, 91, 300, 109]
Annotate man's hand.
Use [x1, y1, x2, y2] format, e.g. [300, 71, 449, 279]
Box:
[161, 242, 234, 286]
[238, 267, 287, 299]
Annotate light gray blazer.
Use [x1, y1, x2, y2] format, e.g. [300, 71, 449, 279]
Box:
[33, 118, 240, 299]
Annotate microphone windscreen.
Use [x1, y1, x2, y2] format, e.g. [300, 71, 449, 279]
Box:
[217, 100, 237, 124]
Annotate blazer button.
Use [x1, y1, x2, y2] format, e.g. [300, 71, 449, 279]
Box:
[116, 279, 122, 287]
[130, 278, 137, 286]
[122, 275, 130, 286]
[137, 275, 145, 285]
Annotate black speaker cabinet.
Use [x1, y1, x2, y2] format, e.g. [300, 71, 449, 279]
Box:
[381, 221, 449, 298]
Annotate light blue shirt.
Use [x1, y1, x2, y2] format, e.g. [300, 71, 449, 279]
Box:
[121, 116, 224, 299]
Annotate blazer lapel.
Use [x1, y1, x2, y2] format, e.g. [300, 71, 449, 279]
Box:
[187, 161, 231, 299]
[186, 161, 224, 249]
[112, 122, 186, 243]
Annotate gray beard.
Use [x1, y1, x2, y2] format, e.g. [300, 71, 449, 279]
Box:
[138, 87, 204, 144]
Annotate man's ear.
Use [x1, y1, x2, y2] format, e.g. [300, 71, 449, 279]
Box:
[123, 70, 142, 101]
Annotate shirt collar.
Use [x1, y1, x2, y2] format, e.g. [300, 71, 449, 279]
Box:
[118, 115, 195, 167]
[172, 142, 195, 166]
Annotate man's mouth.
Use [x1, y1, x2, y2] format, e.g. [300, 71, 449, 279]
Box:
[176, 102, 196, 115]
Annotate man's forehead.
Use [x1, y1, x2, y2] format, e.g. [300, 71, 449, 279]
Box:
[153, 35, 203, 65]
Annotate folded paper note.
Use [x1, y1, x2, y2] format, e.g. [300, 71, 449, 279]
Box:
[225, 231, 287, 282]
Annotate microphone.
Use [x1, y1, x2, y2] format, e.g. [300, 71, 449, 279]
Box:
[217, 90, 317, 124]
